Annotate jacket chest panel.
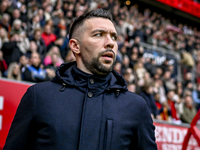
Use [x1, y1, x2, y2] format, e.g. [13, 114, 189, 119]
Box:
[35, 87, 138, 149]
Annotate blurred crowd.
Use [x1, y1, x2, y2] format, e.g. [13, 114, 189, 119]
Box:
[0, 0, 200, 125]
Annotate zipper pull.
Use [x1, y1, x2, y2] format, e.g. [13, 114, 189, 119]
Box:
[60, 83, 66, 92]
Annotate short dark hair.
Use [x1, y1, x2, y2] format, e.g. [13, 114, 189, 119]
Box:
[69, 9, 114, 40]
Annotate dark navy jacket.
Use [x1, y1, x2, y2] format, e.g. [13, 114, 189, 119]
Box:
[4, 62, 157, 150]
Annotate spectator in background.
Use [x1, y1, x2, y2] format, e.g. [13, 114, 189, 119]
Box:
[123, 68, 135, 84]
[52, 9, 64, 30]
[41, 24, 57, 47]
[27, 3, 38, 20]
[0, 27, 9, 49]
[19, 55, 29, 72]
[121, 55, 130, 73]
[10, 19, 25, 36]
[145, 58, 157, 77]
[0, 1, 11, 16]
[117, 45, 128, 63]
[58, 29, 69, 59]
[160, 58, 170, 73]
[37, 8, 46, 27]
[162, 70, 176, 93]
[47, 36, 65, 51]
[45, 19, 55, 33]
[113, 61, 122, 74]
[26, 14, 41, 38]
[43, 46, 64, 67]
[19, 4, 28, 24]
[166, 90, 181, 124]
[154, 92, 162, 112]
[184, 72, 193, 87]
[44, 53, 59, 80]
[62, 1, 69, 16]
[25, 41, 38, 59]
[18, 36, 30, 56]
[44, 53, 59, 72]
[181, 95, 197, 123]
[168, 64, 176, 81]
[44, 4, 52, 21]
[129, 52, 138, 69]
[54, 18, 66, 36]
[159, 101, 172, 121]
[140, 83, 158, 119]
[7, 62, 21, 81]
[1, 33, 22, 65]
[192, 83, 200, 110]
[0, 50, 8, 76]
[22, 52, 50, 83]
[30, 28, 47, 60]
[147, 32, 158, 46]
[0, 13, 11, 35]
[115, 19, 125, 37]
[195, 59, 200, 84]
[127, 83, 136, 93]
[10, 9, 21, 25]
[134, 62, 147, 81]
[184, 81, 193, 95]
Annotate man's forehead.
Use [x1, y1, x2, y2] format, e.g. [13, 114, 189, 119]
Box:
[84, 18, 117, 33]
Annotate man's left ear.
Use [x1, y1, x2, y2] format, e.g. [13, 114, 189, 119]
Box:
[69, 39, 80, 54]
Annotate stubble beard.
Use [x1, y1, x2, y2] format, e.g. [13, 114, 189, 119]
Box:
[82, 49, 116, 75]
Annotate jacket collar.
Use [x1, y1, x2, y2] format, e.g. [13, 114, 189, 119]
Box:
[52, 61, 127, 95]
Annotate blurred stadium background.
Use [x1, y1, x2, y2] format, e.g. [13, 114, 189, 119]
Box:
[0, 0, 200, 149]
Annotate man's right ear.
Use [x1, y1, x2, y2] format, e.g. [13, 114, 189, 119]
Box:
[69, 39, 80, 54]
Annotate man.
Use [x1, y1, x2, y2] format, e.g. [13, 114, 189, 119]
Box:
[30, 28, 47, 60]
[1, 33, 22, 66]
[0, 13, 11, 35]
[181, 95, 197, 123]
[140, 83, 158, 119]
[192, 83, 200, 110]
[41, 24, 57, 47]
[4, 9, 157, 150]
[22, 52, 51, 83]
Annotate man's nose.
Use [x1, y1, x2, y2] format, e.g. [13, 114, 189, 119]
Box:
[104, 35, 115, 49]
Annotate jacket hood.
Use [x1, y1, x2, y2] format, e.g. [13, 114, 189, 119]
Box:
[52, 61, 127, 95]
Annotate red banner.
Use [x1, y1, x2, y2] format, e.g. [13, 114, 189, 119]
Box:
[0, 79, 32, 149]
[154, 122, 200, 150]
[156, 0, 200, 18]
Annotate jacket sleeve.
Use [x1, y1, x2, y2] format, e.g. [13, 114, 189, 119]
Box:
[137, 100, 158, 150]
[3, 86, 35, 150]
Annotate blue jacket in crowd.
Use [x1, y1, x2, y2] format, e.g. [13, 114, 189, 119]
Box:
[4, 61, 157, 150]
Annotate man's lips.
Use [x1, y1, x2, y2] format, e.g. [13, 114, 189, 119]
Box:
[101, 51, 114, 59]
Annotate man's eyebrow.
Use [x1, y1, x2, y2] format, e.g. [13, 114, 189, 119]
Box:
[111, 32, 118, 37]
[91, 29, 106, 34]
[91, 29, 118, 36]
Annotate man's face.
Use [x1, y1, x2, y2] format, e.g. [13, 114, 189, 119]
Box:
[31, 53, 41, 67]
[13, 9, 20, 18]
[44, 25, 51, 35]
[77, 18, 118, 75]
[34, 31, 41, 40]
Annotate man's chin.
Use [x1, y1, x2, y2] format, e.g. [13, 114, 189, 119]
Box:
[100, 58, 114, 66]
[97, 62, 114, 74]
[87, 57, 115, 75]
